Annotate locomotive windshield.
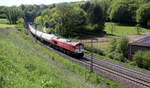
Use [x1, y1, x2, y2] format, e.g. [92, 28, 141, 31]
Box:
[75, 46, 83, 49]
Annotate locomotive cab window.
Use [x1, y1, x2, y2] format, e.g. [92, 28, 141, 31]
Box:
[75, 46, 83, 49]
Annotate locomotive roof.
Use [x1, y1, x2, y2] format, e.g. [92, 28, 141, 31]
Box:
[129, 36, 150, 47]
[56, 38, 81, 45]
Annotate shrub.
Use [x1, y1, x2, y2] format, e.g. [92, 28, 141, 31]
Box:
[108, 38, 117, 53]
[116, 37, 129, 58]
[134, 51, 150, 69]
[16, 18, 25, 32]
[107, 37, 129, 62]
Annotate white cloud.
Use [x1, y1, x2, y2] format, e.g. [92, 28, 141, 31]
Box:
[0, 0, 85, 6]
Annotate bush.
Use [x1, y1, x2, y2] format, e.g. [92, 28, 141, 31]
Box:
[107, 37, 129, 62]
[16, 18, 25, 32]
[108, 38, 117, 53]
[134, 51, 150, 69]
[108, 52, 126, 62]
[116, 37, 129, 58]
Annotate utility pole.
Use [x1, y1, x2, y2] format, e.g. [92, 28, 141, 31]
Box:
[90, 39, 93, 72]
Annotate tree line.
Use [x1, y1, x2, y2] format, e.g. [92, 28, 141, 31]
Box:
[0, 0, 150, 37]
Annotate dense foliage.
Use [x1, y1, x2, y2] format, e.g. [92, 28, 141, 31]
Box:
[134, 51, 150, 70]
[136, 2, 150, 27]
[109, 0, 143, 25]
[5, 7, 23, 24]
[0, 6, 6, 18]
[81, 1, 105, 32]
[108, 37, 129, 62]
[54, 3, 87, 37]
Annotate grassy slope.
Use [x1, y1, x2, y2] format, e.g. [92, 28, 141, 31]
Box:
[105, 22, 150, 36]
[0, 26, 125, 87]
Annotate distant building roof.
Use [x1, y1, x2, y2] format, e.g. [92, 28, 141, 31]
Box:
[130, 36, 150, 47]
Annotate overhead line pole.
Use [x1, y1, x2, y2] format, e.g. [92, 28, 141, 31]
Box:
[90, 39, 93, 72]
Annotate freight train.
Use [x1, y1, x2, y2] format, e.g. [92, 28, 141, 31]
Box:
[28, 24, 84, 58]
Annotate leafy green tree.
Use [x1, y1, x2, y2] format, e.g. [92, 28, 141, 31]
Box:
[0, 6, 7, 18]
[92, 0, 112, 21]
[35, 16, 44, 26]
[53, 3, 87, 37]
[35, 15, 51, 27]
[136, 2, 150, 27]
[5, 7, 23, 24]
[21, 5, 41, 22]
[109, 0, 144, 25]
[81, 1, 105, 33]
[16, 18, 25, 32]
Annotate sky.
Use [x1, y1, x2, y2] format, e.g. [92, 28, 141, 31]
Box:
[0, 0, 85, 6]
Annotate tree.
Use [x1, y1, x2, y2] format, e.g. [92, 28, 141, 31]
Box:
[35, 16, 44, 26]
[81, 1, 105, 33]
[136, 2, 150, 27]
[109, 0, 143, 25]
[53, 3, 87, 37]
[5, 7, 23, 24]
[35, 15, 51, 27]
[16, 18, 25, 32]
[21, 5, 42, 23]
[92, 0, 112, 21]
[0, 6, 7, 18]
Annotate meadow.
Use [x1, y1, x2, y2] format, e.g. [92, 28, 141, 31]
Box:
[105, 22, 150, 36]
[0, 19, 16, 29]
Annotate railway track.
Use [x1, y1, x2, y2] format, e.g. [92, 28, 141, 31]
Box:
[84, 54, 150, 88]
[27, 27, 150, 88]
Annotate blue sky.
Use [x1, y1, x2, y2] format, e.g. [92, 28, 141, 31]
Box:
[0, 0, 85, 6]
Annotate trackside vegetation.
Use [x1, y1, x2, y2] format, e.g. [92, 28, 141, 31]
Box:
[133, 51, 150, 70]
[107, 37, 129, 62]
[0, 26, 125, 87]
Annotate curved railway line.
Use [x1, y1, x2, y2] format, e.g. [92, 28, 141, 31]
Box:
[27, 27, 150, 88]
